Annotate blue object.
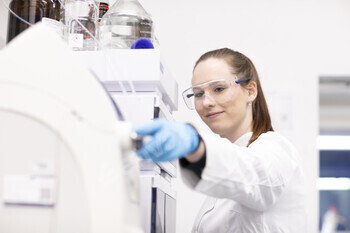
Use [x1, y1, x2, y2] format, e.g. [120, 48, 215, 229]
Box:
[135, 118, 199, 162]
[130, 38, 154, 49]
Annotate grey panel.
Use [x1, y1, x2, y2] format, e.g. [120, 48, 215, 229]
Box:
[165, 194, 176, 233]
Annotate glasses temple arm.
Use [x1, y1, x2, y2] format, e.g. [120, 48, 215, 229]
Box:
[235, 78, 251, 84]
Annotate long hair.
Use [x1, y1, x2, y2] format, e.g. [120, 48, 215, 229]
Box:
[193, 48, 273, 146]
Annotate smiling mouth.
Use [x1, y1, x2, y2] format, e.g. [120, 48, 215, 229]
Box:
[206, 112, 223, 119]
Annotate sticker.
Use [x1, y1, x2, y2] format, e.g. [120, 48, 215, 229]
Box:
[3, 175, 56, 206]
[68, 33, 84, 48]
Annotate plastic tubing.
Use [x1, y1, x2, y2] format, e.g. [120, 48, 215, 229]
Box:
[57, 0, 99, 46]
[0, 0, 32, 26]
[2, 0, 137, 96]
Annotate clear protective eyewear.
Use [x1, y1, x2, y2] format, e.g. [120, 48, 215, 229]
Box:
[182, 77, 250, 110]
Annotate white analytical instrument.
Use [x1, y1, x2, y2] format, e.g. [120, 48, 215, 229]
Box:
[0, 23, 143, 233]
[74, 45, 179, 233]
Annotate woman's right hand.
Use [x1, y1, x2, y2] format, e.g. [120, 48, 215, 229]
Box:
[134, 118, 200, 162]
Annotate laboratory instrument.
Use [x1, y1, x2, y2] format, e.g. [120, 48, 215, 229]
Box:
[74, 48, 178, 232]
[0, 23, 143, 233]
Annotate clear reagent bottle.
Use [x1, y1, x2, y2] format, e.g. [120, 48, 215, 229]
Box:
[98, 0, 154, 49]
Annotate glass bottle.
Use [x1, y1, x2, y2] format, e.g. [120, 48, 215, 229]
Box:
[96, 0, 109, 22]
[40, 0, 62, 38]
[98, 0, 154, 49]
[60, 0, 98, 51]
[7, 0, 45, 43]
[45, 0, 61, 20]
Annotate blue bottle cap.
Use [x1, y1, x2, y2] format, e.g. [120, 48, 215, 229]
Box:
[130, 38, 154, 49]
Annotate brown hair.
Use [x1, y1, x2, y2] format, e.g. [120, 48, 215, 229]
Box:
[193, 48, 274, 146]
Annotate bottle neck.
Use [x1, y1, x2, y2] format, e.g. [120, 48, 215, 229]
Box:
[108, 0, 150, 19]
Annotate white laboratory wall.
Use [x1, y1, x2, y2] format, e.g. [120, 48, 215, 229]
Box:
[2, 0, 350, 233]
[0, 0, 9, 48]
[137, 0, 350, 233]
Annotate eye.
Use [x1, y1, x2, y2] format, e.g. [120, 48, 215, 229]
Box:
[214, 87, 226, 92]
[194, 92, 204, 98]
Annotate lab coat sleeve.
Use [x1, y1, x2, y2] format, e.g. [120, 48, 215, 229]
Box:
[180, 132, 301, 212]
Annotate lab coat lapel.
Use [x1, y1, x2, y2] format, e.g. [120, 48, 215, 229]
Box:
[192, 197, 216, 232]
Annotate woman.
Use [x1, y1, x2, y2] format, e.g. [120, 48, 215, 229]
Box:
[136, 48, 307, 233]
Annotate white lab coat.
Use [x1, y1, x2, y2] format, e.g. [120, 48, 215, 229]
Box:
[180, 131, 307, 233]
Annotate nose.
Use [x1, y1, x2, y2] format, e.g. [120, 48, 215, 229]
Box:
[202, 94, 216, 107]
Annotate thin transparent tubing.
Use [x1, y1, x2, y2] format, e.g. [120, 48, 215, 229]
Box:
[1, 0, 98, 47]
[128, 80, 136, 93]
[57, 0, 99, 45]
[0, 0, 33, 26]
[57, 0, 135, 95]
[102, 51, 128, 94]
[2, 0, 137, 96]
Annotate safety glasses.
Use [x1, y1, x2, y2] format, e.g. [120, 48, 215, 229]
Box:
[182, 77, 250, 110]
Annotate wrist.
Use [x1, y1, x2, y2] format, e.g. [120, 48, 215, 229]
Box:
[186, 139, 205, 163]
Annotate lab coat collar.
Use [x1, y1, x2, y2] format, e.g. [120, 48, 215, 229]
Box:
[233, 132, 253, 147]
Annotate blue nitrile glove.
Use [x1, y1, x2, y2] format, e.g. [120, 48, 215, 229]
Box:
[135, 118, 199, 162]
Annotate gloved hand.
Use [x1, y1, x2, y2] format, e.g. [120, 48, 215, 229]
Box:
[134, 118, 199, 162]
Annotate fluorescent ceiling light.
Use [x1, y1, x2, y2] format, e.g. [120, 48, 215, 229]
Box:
[318, 177, 350, 191]
[317, 135, 350, 150]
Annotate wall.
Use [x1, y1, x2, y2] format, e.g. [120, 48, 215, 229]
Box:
[137, 0, 350, 233]
[0, 0, 9, 48]
[2, 0, 350, 232]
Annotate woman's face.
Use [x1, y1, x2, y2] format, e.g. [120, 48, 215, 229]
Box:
[192, 58, 253, 141]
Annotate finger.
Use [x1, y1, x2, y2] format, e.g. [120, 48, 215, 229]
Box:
[136, 144, 155, 160]
[134, 119, 166, 136]
[136, 147, 150, 159]
[139, 132, 171, 161]
[140, 137, 163, 157]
